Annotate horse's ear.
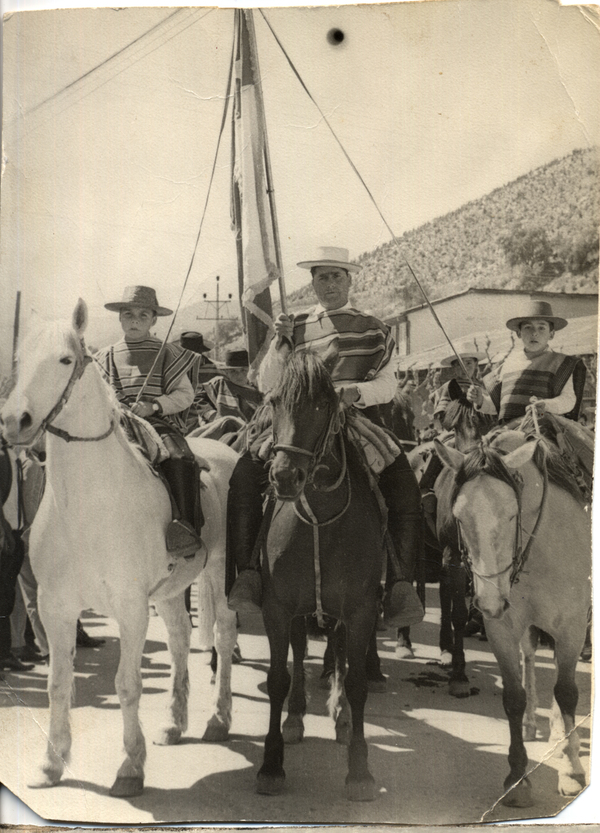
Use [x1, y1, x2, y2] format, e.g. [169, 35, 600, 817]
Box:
[434, 438, 464, 471]
[502, 440, 537, 471]
[72, 299, 88, 336]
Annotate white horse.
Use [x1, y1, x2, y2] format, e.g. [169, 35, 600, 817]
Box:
[435, 430, 591, 808]
[0, 299, 238, 797]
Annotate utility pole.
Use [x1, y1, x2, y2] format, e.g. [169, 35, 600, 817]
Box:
[197, 276, 236, 360]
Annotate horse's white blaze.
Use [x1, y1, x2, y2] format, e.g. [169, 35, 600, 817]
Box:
[454, 479, 518, 618]
[0, 309, 239, 792]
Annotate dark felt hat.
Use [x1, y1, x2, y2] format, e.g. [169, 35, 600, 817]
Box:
[104, 285, 172, 316]
[179, 331, 213, 354]
[214, 349, 249, 369]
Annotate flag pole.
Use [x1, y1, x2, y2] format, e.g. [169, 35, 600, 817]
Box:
[244, 10, 288, 316]
[11, 291, 21, 383]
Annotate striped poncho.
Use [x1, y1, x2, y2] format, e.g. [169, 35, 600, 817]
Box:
[488, 349, 580, 423]
[95, 337, 196, 432]
[291, 307, 395, 385]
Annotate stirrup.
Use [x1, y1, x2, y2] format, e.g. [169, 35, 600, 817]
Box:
[166, 519, 203, 560]
[227, 570, 262, 614]
[383, 581, 424, 629]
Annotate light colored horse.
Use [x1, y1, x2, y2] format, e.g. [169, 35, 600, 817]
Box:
[435, 430, 591, 808]
[0, 300, 238, 797]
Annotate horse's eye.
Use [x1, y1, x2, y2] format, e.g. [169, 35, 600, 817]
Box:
[60, 357, 73, 365]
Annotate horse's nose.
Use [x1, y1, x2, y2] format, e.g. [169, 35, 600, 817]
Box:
[18, 411, 33, 432]
[271, 459, 306, 498]
[474, 594, 510, 619]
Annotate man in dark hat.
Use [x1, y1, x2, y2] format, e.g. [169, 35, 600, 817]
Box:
[191, 349, 263, 445]
[175, 331, 217, 435]
[227, 247, 424, 630]
[96, 286, 204, 560]
[470, 301, 585, 423]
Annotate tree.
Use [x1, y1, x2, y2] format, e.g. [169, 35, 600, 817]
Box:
[499, 224, 552, 273]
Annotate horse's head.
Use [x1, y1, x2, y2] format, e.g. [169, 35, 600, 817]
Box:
[268, 352, 340, 501]
[0, 300, 89, 447]
[442, 399, 491, 453]
[435, 433, 537, 619]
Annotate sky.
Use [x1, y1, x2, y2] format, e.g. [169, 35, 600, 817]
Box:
[0, 0, 599, 826]
[1, 0, 599, 365]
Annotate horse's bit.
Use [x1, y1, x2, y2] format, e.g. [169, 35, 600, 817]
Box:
[35, 341, 116, 445]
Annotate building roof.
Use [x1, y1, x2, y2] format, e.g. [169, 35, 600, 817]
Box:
[396, 313, 598, 372]
[385, 287, 599, 326]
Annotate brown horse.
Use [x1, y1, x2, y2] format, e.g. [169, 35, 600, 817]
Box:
[257, 352, 385, 801]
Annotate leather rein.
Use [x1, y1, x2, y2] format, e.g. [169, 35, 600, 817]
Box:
[33, 343, 116, 445]
[456, 444, 549, 587]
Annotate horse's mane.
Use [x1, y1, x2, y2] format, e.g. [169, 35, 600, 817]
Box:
[451, 433, 585, 507]
[450, 443, 520, 506]
[269, 352, 338, 415]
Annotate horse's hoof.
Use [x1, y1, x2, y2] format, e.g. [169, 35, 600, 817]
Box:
[282, 718, 305, 745]
[110, 776, 144, 797]
[439, 650, 453, 667]
[558, 772, 586, 796]
[502, 779, 533, 808]
[256, 771, 285, 795]
[202, 719, 230, 743]
[345, 777, 376, 802]
[367, 678, 387, 694]
[154, 726, 182, 745]
[448, 680, 471, 699]
[523, 725, 537, 742]
[30, 768, 62, 789]
[395, 644, 415, 659]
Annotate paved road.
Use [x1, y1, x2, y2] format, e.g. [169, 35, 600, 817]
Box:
[0, 586, 592, 826]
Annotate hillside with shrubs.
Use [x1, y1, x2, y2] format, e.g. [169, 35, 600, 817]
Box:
[283, 147, 599, 321]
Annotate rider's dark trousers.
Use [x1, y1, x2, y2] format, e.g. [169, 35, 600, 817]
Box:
[226, 452, 270, 593]
[226, 447, 421, 591]
[378, 452, 422, 586]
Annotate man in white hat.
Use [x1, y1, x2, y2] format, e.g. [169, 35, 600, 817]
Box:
[470, 300, 585, 423]
[227, 248, 424, 629]
[96, 286, 204, 560]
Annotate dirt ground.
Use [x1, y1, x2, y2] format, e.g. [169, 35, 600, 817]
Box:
[0, 585, 592, 826]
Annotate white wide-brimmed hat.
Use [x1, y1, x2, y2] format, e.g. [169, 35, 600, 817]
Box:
[297, 246, 361, 273]
[440, 350, 485, 367]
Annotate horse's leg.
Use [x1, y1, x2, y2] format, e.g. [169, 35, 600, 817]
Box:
[257, 605, 291, 795]
[153, 593, 191, 746]
[438, 562, 454, 667]
[448, 563, 470, 698]
[521, 627, 539, 741]
[329, 623, 351, 745]
[395, 626, 415, 659]
[202, 581, 237, 742]
[282, 616, 307, 744]
[486, 622, 533, 808]
[110, 603, 149, 797]
[344, 609, 376, 802]
[34, 610, 77, 787]
[550, 633, 586, 796]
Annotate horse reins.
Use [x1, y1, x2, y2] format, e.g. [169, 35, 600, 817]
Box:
[34, 342, 116, 445]
[456, 445, 549, 587]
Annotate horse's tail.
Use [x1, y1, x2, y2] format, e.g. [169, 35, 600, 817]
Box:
[196, 573, 215, 651]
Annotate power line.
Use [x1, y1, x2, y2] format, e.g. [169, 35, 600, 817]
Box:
[7, 7, 216, 138]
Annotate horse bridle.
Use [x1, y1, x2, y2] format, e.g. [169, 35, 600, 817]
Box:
[271, 404, 345, 492]
[33, 341, 116, 445]
[455, 449, 549, 587]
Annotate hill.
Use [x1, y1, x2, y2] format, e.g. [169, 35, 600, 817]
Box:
[280, 147, 599, 322]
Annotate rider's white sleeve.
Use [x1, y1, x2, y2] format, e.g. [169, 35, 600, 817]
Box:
[543, 375, 577, 414]
[155, 373, 195, 415]
[257, 338, 291, 394]
[349, 358, 397, 409]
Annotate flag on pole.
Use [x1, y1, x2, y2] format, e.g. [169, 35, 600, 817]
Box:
[230, 9, 280, 379]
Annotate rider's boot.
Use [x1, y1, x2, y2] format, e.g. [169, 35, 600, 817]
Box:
[226, 454, 269, 614]
[378, 454, 425, 629]
[161, 457, 204, 560]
